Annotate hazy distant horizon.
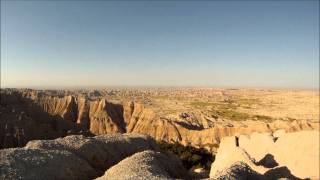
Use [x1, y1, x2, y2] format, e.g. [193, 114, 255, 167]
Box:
[1, 85, 319, 91]
[1, 1, 319, 89]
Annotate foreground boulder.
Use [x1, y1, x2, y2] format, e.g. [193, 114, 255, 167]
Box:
[0, 133, 161, 180]
[210, 130, 319, 179]
[97, 150, 189, 180]
[209, 135, 269, 179]
[0, 148, 98, 179]
[25, 133, 159, 172]
[211, 162, 262, 180]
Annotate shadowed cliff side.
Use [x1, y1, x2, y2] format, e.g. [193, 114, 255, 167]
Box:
[0, 91, 71, 148]
[0, 90, 125, 148]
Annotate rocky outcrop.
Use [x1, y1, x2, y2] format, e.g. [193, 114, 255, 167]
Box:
[0, 134, 161, 180]
[0, 90, 126, 148]
[23, 90, 126, 134]
[119, 96, 319, 151]
[211, 162, 262, 180]
[126, 109, 319, 151]
[0, 90, 68, 148]
[0, 148, 98, 179]
[96, 150, 189, 180]
[88, 99, 125, 134]
[209, 130, 320, 179]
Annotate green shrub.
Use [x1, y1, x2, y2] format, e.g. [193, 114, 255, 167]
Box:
[253, 115, 274, 122]
[157, 141, 215, 170]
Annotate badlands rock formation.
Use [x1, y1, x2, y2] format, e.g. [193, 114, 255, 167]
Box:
[1, 89, 319, 179]
[1, 89, 319, 150]
[0, 133, 189, 180]
[97, 150, 188, 180]
[210, 130, 320, 179]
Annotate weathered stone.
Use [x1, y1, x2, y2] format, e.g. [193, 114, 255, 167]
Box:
[209, 131, 320, 179]
[96, 150, 189, 180]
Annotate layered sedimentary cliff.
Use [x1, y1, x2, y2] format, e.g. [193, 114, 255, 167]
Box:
[123, 104, 319, 151]
[0, 90, 126, 148]
[1, 89, 319, 150]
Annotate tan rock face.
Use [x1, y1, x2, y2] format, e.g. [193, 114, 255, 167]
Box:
[88, 99, 125, 134]
[76, 97, 90, 129]
[270, 131, 320, 179]
[238, 132, 275, 161]
[0, 90, 127, 148]
[209, 131, 320, 179]
[27, 91, 126, 134]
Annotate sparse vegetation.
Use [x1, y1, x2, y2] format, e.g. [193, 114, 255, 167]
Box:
[253, 115, 274, 122]
[189, 101, 218, 108]
[211, 108, 251, 121]
[157, 141, 215, 170]
[287, 117, 298, 122]
[189, 99, 276, 122]
[237, 98, 260, 108]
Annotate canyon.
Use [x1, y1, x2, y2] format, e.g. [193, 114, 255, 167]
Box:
[1, 88, 319, 151]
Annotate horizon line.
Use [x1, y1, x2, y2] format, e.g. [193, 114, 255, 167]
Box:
[1, 85, 319, 91]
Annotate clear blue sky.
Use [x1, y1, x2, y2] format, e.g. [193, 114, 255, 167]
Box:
[1, 1, 319, 89]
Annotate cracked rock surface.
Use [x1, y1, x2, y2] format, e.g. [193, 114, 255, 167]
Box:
[0, 133, 189, 180]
